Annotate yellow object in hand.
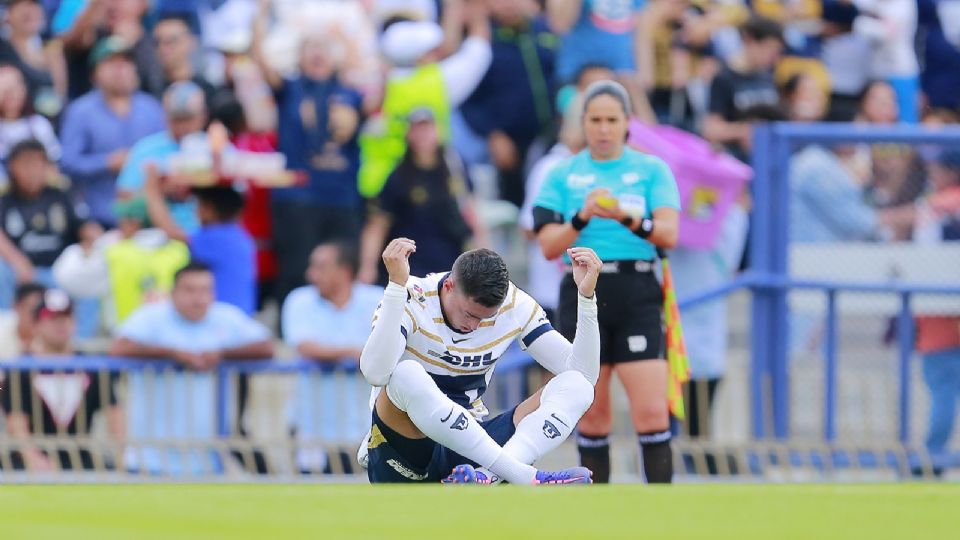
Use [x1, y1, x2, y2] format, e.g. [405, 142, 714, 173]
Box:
[596, 195, 618, 209]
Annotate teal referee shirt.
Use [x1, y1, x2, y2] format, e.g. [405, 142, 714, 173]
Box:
[533, 147, 681, 263]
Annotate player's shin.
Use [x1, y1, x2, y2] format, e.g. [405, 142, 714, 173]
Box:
[502, 371, 594, 465]
[386, 361, 537, 484]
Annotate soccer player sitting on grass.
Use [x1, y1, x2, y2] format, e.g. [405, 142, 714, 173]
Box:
[359, 238, 601, 484]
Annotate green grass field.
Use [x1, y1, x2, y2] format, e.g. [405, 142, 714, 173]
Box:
[0, 483, 952, 540]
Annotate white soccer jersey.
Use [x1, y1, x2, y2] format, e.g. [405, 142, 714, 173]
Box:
[370, 272, 553, 419]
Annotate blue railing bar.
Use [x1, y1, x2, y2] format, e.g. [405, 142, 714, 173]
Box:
[677, 274, 755, 310]
[772, 122, 960, 144]
[749, 275, 960, 295]
[897, 293, 914, 443]
[771, 131, 793, 440]
[2, 350, 536, 374]
[749, 124, 773, 440]
[217, 367, 231, 438]
[824, 289, 839, 442]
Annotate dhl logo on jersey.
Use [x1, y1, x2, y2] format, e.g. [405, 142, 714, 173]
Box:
[427, 349, 498, 370]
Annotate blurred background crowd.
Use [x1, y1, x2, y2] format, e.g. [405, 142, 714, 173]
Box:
[0, 0, 959, 476]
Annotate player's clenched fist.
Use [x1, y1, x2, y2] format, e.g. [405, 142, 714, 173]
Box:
[383, 238, 417, 287]
[568, 247, 602, 299]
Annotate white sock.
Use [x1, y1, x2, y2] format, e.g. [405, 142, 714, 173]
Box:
[386, 360, 537, 484]
[502, 371, 595, 465]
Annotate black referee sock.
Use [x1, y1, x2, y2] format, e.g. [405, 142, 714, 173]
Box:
[577, 433, 611, 484]
[638, 430, 673, 484]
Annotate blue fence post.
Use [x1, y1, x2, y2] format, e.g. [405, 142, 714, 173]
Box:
[824, 289, 838, 442]
[749, 123, 773, 440]
[217, 365, 231, 438]
[897, 293, 914, 443]
[770, 123, 792, 440]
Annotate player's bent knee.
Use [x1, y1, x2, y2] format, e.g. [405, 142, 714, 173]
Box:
[548, 371, 595, 415]
[386, 360, 434, 411]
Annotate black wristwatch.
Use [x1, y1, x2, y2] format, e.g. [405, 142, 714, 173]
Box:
[636, 218, 655, 238]
[570, 210, 590, 231]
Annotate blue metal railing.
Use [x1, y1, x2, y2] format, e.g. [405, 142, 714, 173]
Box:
[745, 123, 960, 443]
[2, 346, 535, 441]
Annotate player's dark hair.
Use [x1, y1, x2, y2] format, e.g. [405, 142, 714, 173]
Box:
[320, 240, 360, 278]
[174, 261, 212, 284]
[451, 249, 510, 308]
[192, 186, 245, 222]
[739, 15, 784, 44]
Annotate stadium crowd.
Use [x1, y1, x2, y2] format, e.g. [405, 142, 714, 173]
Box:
[0, 0, 959, 476]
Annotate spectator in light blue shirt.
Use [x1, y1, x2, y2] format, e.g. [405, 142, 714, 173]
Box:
[116, 80, 211, 235]
[281, 241, 381, 473]
[59, 37, 166, 226]
[110, 262, 274, 476]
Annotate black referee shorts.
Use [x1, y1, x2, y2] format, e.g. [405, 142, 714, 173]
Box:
[557, 263, 664, 364]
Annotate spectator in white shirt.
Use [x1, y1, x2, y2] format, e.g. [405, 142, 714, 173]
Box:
[281, 241, 382, 473]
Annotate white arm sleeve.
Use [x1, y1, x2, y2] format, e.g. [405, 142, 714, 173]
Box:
[359, 282, 409, 387]
[525, 294, 600, 385]
[440, 36, 493, 107]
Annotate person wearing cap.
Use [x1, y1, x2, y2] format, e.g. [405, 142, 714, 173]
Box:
[58, 0, 163, 99]
[110, 261, 273, 475]
[533, 79, 681, 484]
[114, 80, 209, 234]
[59, 35, 166, 226]
[357, 2, 493, 198]
[702, 15, 784, 162]
[152, 13, 218, 106]
[1, 288, 124, 472]
[251, 0, 366, 304]
[358, 107, 487, 285]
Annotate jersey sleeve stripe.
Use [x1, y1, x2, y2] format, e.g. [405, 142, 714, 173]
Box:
[521, 323, 554, 348]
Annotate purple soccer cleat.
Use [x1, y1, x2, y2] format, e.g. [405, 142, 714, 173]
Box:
[533, 466, 593, 485]
[441, 464, 496, 485]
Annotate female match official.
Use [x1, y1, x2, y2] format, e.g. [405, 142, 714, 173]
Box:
[532, 80, 680, 483]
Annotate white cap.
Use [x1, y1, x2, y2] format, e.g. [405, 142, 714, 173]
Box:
[380, 21, 443, 67]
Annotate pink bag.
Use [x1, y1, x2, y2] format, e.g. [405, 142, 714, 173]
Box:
[628, 120, 752, 250]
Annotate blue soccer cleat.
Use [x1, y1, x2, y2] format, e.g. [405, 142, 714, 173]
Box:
[441, 464, 496, 485]
[533, 466, 593, 485]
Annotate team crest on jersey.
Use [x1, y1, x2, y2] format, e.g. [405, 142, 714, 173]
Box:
[411, 284, 426, 303]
